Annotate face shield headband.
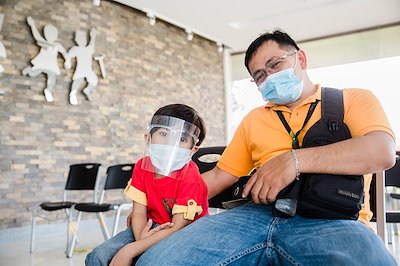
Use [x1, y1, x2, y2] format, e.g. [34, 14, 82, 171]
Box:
[141, 115, 201, 178]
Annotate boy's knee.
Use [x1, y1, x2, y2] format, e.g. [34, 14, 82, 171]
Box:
[85, 247, 107, 266]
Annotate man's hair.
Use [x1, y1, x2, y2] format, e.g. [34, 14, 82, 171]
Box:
[244, 29, 300, 74]
[151, 104, 206, 146]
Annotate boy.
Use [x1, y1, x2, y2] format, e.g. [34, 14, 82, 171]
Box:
[86, 103, 208, 266]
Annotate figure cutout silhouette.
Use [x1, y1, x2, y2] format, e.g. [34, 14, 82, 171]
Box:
[22, 16, 68, 102]
[65, 29, 98, 105]
[0, 14, 6, 74]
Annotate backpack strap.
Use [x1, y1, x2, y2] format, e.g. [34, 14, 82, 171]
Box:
[321, 87, 344, 132]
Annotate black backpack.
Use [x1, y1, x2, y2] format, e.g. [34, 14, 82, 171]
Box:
[296, 87, 364, 220]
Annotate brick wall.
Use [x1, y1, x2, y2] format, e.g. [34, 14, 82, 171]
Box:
[0, 0, 225, 228]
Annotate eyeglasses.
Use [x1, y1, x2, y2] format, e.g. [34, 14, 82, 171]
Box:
[250, 51, 297, 85]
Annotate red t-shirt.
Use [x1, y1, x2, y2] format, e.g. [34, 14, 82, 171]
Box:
[125, 157, 208, 225]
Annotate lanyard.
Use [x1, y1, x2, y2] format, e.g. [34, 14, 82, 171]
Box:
[275, 101, 319, 149]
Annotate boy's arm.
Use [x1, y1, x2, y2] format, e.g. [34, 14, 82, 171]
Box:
[131, 201, 148, 240]
[111, 213, 190, 264]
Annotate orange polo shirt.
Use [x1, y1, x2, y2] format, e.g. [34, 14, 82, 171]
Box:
[217, 85, 395, 225]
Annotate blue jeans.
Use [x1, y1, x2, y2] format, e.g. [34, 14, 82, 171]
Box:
[85, 227, 135, 266]
[137, 203, 396, 265]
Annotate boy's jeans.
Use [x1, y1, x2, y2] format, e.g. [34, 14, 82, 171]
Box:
[85, 227, 135, 266]
[137, 203, 396, 266]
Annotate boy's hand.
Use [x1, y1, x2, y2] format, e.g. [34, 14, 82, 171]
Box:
[139, 219, 174, 240]
[109, 243, 135, 266]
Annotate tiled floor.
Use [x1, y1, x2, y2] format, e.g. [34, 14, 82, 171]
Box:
[0, 213, 399, 266]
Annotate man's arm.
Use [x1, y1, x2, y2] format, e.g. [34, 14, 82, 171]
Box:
[202, 166, 238, 198]
[297, 131, 395, 175]
[243, 130, 396, 204]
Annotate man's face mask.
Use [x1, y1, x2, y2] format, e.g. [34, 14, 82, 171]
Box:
[257, 54, 304, 105]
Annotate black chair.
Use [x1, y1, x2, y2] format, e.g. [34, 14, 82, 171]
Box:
[384, 156, 400, 242]
[192, 146, 240, 208]
[30, 163, 101, 253]
[192, 146, 226, 174]
[371, 156, 400, 246]
[67, 163, 134, 258]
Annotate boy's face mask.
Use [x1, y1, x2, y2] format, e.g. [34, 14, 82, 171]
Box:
[146, 144, 192, 174]
[141, 115, 200, 178]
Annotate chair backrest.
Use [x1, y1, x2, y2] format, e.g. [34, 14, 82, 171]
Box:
[192, 146, 226, 174]
[385, 156, 400, 188]
[370, 156, 399, 246]
[98, 163, 135, 204]
[104, 164, 135, 190]
[62, 163, 101, 203]
[65, 163, 102, 190]
[192, 146, 232, 208]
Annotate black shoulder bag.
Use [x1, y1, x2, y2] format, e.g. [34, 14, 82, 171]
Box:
[275, 87, 364, 220]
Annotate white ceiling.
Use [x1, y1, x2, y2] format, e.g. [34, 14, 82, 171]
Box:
[111, 0, 400, 53]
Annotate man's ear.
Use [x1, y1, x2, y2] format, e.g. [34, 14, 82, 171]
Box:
[298, 50, 307, 69]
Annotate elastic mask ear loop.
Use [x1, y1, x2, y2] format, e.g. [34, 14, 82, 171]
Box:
[293, 52, 304, 82]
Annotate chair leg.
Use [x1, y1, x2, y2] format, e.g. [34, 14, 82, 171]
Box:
[65, 207, 73, 254]
[67, 211, 81, 258]
[387, 223, 393, 245]
[97, 213, 110, 240]
[112, 207, 123, 237]
[30, 206, 37, 253]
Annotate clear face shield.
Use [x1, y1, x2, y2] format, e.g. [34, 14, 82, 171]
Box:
[141, 115, 200, 178]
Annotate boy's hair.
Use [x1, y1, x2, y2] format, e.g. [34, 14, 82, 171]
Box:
[244, 29, 300, 74]
[151, 104, 206, 146]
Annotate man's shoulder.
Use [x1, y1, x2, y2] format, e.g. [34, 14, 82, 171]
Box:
[242, 105, 270, 121]
[341, 88, 376, 103]
[322, 88, 375, 105]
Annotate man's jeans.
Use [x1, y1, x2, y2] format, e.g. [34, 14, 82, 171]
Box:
[137, 203, 396, 265]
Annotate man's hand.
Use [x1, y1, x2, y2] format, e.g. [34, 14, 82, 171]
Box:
[242, 151, 296, 204]
[139, 219, 174, 240]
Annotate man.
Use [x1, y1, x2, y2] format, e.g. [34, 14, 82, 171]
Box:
[136, 30, 397, 265]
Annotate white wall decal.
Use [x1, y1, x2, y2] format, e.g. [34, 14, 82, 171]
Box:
[22, 16, 68, 102]
[65, 29, 98, 105]
[0, 13, 6, 74]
